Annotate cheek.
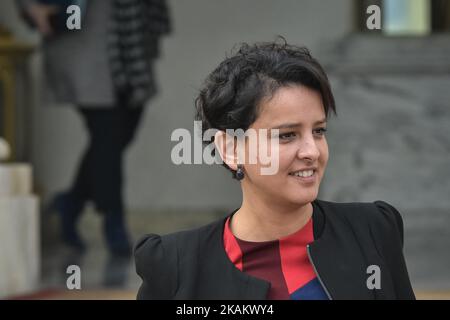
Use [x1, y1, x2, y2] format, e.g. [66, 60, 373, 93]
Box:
[277, 145, 298, 171]
[243, 143, 291, 178]
[319, 140, 329, 166]
[242, 136, 285, 173]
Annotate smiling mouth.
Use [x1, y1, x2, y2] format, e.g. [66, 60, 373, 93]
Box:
[288, 169, 316, 178]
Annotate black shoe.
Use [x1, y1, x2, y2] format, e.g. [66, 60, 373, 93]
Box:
[49, 192, 87, 253]
[103, 211, 132, 257]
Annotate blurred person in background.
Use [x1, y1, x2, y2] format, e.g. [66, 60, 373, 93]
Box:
[17, 0, 171, 257]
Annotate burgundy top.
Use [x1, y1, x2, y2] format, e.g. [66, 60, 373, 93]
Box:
[223, 215, 328, 300]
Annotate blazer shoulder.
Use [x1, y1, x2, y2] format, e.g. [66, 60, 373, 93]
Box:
[159, 214, 227, 249]
[316, 199, 404, 244]
[134, 216, 226, 299]
[373, 200, 404, 228]
[372, 200, 405, 246]
[134, 215, 225, 262]
[134, 233, 178, 299]
[317, 199, 414, 299]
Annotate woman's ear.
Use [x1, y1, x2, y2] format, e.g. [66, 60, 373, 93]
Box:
[214, 131, 239, 171]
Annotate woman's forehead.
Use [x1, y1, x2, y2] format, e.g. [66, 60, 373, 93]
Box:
[253, 86, 326, 128]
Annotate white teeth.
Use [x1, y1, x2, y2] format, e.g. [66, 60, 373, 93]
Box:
[291, 170, 314, 177]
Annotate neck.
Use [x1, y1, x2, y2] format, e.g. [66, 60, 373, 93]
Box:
[231, 185, 314, 242]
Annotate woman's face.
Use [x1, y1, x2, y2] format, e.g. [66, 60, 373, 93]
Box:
[241, 84, 329, 207]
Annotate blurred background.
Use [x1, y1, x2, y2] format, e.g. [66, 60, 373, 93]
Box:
[0, 0, 449, 299]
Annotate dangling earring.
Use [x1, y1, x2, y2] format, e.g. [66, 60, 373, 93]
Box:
[235, 165, 245, 180]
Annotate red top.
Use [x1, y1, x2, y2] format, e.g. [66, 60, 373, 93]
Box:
[223, 215, 328, 300]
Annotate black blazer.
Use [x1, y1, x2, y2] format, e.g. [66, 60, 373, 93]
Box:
[134, 199, 415, 300]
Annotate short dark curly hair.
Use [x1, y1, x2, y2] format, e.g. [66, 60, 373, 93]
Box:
[195, 38, 337, 179]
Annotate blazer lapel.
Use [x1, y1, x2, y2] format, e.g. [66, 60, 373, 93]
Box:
[197, 216, 270, 299]
[310, 200, 375, 300]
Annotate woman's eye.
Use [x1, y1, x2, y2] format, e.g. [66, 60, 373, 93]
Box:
[313, 127, 327, 136]
[278, 132, 296, 140]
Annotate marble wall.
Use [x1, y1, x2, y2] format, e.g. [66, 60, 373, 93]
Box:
[320, 34, 450, 210]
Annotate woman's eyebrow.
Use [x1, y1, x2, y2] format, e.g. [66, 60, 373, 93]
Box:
[271, 118, 327, 129]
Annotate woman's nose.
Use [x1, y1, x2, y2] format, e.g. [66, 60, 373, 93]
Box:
[296, 136, 320, 161]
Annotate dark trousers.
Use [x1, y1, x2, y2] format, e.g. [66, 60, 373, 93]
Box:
[69, 106, 144, 214]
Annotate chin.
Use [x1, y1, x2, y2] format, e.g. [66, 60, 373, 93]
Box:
[285, 188, 318, 205]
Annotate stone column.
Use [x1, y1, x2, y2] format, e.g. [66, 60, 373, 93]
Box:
[0, 146, 40, 298]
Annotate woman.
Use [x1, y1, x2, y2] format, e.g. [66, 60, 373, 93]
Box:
[134, 40, 415, 299]
[18, 0, 171, 256]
